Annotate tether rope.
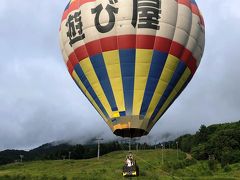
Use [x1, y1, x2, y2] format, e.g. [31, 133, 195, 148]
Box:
[119, 138, 182, 180]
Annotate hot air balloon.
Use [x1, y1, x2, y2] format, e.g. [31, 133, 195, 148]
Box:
[59, 0, 205, 138]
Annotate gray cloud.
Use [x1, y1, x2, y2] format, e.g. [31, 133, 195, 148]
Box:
[150, 0, 240, 137]
[0, 0, 240, 150]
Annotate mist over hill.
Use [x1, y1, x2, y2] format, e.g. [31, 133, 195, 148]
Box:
[0, 120, 239, 167]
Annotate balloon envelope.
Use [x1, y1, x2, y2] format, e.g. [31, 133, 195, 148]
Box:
[59, 0, 205, 137]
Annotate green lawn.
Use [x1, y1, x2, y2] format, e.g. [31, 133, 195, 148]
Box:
[0, 149, 239, 180]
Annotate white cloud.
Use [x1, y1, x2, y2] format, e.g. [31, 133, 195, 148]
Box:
[220, 1, 240, 19]
[0, 1, 7, 17]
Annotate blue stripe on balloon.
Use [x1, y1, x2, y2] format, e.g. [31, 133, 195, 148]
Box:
[119, 111, 126, 116]
[119, 49, 136, 115]
[140, 50, 168, 117]
[148, 61, 187, 123]
[161, 75, 192, 118]
[74, 64, 109, 119]
[64, 1, 70, 10]
[147, 74, 192, 129]
[90, 54, 118, 111]
[72, 78, 107, 120]
[191, 0, 197, 5]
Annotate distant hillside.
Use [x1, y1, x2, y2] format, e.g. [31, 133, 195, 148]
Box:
[1, 120, 239, 168]
[0, 150, 29, 165]
[0, 149, 239, 179]
[175, 120, 240, 167]
[0, 141, 156, 165]
[0, 142, 125, 165]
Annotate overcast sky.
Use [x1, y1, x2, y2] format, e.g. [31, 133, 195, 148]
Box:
[0, 0, 240, 150]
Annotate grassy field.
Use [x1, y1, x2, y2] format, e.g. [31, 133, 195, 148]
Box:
[0, 149, 239, 180]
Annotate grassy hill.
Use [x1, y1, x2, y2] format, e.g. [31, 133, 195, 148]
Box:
[0, 149, 239, 180]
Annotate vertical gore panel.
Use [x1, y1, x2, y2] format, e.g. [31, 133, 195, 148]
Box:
[74, 64, 109, 119]
[103, 50, 126, 114]
[90, 54, 118, 111]
[149, 61, 187, 123]
[147, 68, 192, 131]
[145, 55, 179, 119]
[140, 50, 168, 116]
[132, 49, 153, 116]
[72, 71, 108, 122]
[80, 58, 112, 117]
[119, 49, 136, 115]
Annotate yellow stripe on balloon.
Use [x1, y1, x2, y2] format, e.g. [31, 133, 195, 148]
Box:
[113, 124, 129, 131]
[147, 67, 191, 131]
[132, 49, 153, 115]
[72, 70, 108, 122]
[145, 54, 179, 119]
[103, 50, 125, 113]
[79, 58, 113, 118]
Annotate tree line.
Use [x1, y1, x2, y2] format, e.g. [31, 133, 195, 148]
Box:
[0, 140, 156, 165]
[172, 121, 240, 167]
[1, 121, 239, 167]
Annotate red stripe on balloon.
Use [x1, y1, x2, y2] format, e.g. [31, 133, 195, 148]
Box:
[136, 35, 155, 49]
[62, 1, 79, 22]
[67, 35, 197, 74]
[67, 60, 74, 75]
[100, 36, 118, 51]
[181, 48, 197, 73]
[117, 35, 173, 54]
[75, 45, 88, 61]
[178, 0, 191, 8]
[181, 49, 192, 63]
[154, 37, 172, 53]
[69, 52, 79, 65]
[118, 35, 136, 49]
[172, 42, 197, 73]
[191, 4, 200, 17]
[62, 0, 96, 22]
[85, 40, 102, 56]
[187, 58, 197, 74]
[169, 42, 184, 59]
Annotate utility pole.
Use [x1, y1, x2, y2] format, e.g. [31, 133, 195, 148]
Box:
[176, 141, 179, 160]
[95, 138, 103, 160]
[161, 144, 164, 165]
[134, 137, 140, 151]
[128, 138, 131, 152]
[19, 155, 24, 163]
[68, 151, 71, 160]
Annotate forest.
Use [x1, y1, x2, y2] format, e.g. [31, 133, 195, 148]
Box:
[1, 120, 239, 168]
[174, 121, 240, 168]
